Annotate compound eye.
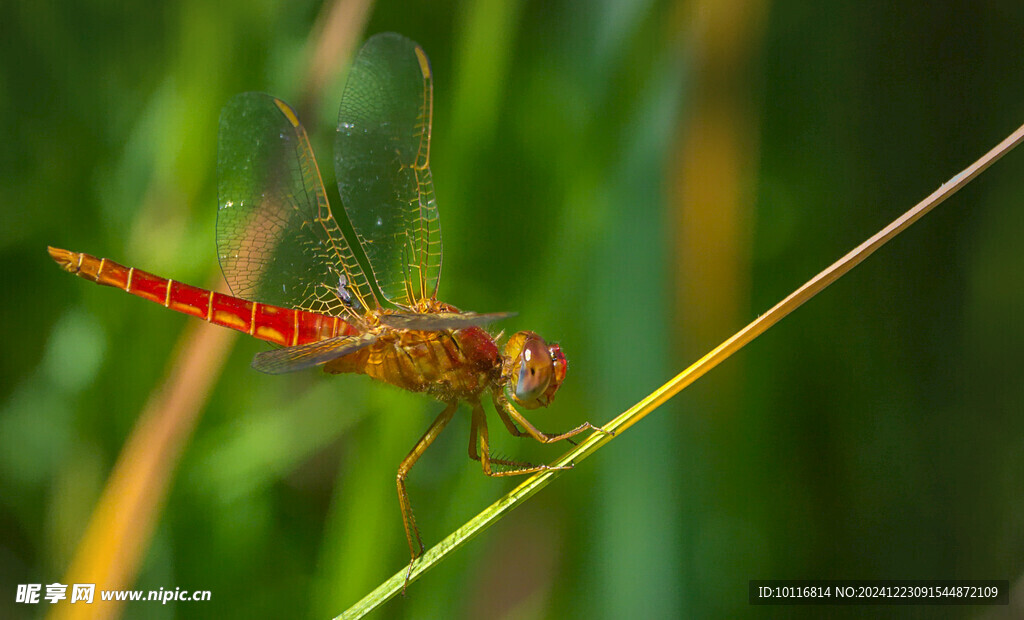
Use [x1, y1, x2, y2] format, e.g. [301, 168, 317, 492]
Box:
[514, 338, 552, 403]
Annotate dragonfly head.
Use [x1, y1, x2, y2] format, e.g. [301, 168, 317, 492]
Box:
[505, 331, 567, 409]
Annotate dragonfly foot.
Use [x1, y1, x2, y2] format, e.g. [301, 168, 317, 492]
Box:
[568, 423, 614, 445]
[402, 556, 418, 597]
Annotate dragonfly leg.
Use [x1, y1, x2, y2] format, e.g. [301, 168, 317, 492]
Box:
[468, 402, 481, 461]
[468, 400, 539, 468]
[471, 400, 571, 477]
[492, 392, 612, 445]
[398, 401, 457, 564]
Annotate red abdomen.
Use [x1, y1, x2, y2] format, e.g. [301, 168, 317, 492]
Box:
[47, 247, 358, 346]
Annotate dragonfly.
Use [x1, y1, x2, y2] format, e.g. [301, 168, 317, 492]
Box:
[48, 32, 606, 565]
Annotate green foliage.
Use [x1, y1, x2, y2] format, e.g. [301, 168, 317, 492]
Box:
[2, 1, 1023, 618]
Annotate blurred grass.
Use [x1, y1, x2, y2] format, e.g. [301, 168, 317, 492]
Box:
[2, 1, 1024, 619]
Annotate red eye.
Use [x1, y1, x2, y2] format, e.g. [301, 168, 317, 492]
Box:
[514, 338, 552, 403]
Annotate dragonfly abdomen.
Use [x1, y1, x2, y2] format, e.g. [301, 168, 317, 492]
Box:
[48, 247, 356, 346]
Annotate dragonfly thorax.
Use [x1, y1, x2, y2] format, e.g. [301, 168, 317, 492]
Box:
[324, 305, 505, 402]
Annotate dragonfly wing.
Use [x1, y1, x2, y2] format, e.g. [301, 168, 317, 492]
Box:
[251, 333, 377, 375]
[335, 33, 442, 308]
[217, 93, 378, 318]
[379, 311, 516, 331]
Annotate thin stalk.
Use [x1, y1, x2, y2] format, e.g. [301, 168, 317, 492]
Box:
[51, 5, 372, 619]
[337, 121, 1024, 619]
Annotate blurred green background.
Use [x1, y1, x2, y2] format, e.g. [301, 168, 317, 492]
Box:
[2, 1, 1023, 618]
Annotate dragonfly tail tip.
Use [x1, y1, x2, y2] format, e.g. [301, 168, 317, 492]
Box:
[47, 246, 79, 273]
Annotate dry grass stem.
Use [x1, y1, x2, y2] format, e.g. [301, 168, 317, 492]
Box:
[338, 121, 1024, 618]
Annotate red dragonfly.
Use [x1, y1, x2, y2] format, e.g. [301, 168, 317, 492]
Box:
[49, 33, 605, 564]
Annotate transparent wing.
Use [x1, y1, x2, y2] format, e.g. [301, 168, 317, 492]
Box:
[251, 333, 377, 375]
[217, 93, 377, 318]
[378, 311, 516, 331]
[335, 33, 442, 308]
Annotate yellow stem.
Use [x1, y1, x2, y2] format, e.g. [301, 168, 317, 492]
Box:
[336, 121, 1024, 619]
